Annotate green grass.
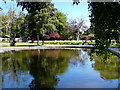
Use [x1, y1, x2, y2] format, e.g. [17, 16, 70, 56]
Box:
[0, 44, 9, 47]
[0, 40, 119, 47]
[15, 43, 37, 47]
[0, 41, 9, 43]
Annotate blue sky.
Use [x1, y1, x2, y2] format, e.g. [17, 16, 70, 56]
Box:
[0, 1, 90, 27]
[53, 1, 90, 26]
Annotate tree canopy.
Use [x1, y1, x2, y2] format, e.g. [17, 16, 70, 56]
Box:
[88, 2, 120, 49]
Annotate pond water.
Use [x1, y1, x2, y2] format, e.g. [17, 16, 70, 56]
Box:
[1, 49, 120, 88]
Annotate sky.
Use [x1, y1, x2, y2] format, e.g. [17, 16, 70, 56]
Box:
[0, 0, 91, 27]
[52, 1, 91, 27]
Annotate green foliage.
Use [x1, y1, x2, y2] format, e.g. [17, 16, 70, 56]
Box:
[18, 2, 64, 44]
[16, 11, 28, 38]
[1, 4, 27, 46]
[17, 2, 57, 42]
[1, 13, 10, 37]
[34, 4, 57, 34]
[89, 2, 120, 49]
[54, 11, 68, 39]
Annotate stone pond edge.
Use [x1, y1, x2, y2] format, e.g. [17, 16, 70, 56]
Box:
[0, 45, 120, 58]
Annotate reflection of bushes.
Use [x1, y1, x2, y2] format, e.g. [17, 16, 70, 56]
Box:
[91, 51, 120, 80]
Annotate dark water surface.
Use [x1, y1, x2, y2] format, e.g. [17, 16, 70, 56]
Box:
[1, 49, 120, 88]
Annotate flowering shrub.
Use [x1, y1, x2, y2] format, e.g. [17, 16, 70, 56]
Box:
[81, 35, 89, 40]
[49, 32, 62, 40]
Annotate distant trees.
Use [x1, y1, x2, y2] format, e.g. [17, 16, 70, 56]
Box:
[1, 8, 22, 45]
[1, 9, 26, 46]
[17, 2, 69, 45]
[67, 18, 88, 40]
[0, 1, 27, 46]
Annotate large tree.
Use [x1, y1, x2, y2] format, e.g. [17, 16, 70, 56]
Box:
[34, 3, 58, 45]
[17, 2, 58, 44]
[73, 0, 120, 49]
[88, 2, 120, 49]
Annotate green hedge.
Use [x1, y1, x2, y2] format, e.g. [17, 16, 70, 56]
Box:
[43, 41, 95, 45]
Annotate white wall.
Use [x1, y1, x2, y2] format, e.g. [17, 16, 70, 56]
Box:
[0, 38, 20, 42]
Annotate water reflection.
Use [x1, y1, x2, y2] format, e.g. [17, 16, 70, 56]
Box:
[89, 49, 120, 80]
[2, 49, 120, 88]
[29, 50, 70, 88]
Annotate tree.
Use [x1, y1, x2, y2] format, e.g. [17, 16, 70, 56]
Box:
[17, 2, 58, 45]
[88, 2, 120, 50]
[1, 13, 9, 37]
[16, 11, 28, 40]
[1, 8, 26, 45]
[34, 3, 58, 45]
[54, 11, 68, 40]
[1, 1, 27, 46]
[68, 18, 88, 40]
[49, 32, 62, 40]
[7, 10, 17, 46]
[73, 0, 120, 49]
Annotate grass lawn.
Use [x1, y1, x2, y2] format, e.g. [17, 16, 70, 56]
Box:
[0, 40, 119, 47]
[15, 43, 37, 47]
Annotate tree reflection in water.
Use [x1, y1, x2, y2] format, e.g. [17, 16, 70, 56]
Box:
[69, 49, 91, 67]
[2, 50, 33, 88]
[28, 49, 79, 88]
[89, 49, 120, 80]
[2, 49, 120, 88]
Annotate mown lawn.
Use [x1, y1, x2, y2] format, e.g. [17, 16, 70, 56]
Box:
[0, 40, 118, 47]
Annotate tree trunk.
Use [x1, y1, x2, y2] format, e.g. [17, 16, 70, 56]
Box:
[41, 30, 44, 45]
[10, 24, 16, 46]
[37, 34, 39, 46]
[77, 31, 80, 41]
[10, 35, 16, 46]
[31, 39, 34, 43]
[42, 36, 44, 45]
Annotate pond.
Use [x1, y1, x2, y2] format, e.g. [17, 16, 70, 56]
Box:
[1, 49, 120, 88]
